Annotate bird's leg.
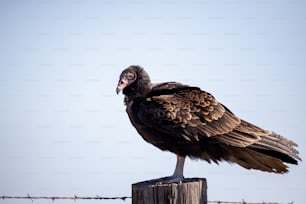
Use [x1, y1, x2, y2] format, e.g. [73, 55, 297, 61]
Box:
[158, 155, 185, 184]
[172, 155, 185, 179]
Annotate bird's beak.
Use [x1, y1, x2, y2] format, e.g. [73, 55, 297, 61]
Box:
[116, 86, 122, 94]
[116, 77, 128, 94]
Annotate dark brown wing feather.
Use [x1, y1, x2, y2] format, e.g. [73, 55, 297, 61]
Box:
[143, 86, 258, 144]
[127, 82, 300, 173]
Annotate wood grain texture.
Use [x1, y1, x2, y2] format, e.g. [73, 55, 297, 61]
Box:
[132, 178, 207, 204]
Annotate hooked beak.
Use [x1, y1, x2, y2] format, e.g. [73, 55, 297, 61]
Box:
[116, 86, 122, 94]
[116, 76, 128, 94]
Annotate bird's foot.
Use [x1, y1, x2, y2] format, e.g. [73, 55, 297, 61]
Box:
[156, 176, 184, 184]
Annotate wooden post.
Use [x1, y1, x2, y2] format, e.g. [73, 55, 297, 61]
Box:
[132, 178, 207, 204]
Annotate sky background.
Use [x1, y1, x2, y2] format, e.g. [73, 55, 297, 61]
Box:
[0, 0, 306, 203]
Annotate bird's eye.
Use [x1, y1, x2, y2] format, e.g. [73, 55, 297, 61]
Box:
[126, 72, 135, 80]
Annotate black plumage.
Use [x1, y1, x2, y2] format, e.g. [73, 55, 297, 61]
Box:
[116, 65, 300, 179]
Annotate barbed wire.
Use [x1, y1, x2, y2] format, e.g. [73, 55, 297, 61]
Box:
[207, 201, 294, 204]
[1, 194, 131, 201]
[0, 194, 294, 204]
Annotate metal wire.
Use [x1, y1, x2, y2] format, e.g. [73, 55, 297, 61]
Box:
[1, 194, 131, 201]
[0, 194, 294, 204]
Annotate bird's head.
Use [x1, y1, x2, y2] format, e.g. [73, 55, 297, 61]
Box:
[116, 65, 151, 99]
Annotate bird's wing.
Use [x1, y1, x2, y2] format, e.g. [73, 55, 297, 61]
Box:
[137, 85, 261, 147]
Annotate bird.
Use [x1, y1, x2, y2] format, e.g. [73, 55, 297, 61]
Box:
[116, 65, 301, 182]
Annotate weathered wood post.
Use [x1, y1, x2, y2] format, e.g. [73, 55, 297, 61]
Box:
[132, 178, 207, 204]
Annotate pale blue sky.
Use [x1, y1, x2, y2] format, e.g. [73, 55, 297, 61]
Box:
[0, 1, 306, 203]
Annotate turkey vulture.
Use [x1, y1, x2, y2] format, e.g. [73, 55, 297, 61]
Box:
[116, 65, 300, 182]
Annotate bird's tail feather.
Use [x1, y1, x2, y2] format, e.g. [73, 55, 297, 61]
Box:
[193, 119, 301, 173]
[225, 147, 290, 173]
